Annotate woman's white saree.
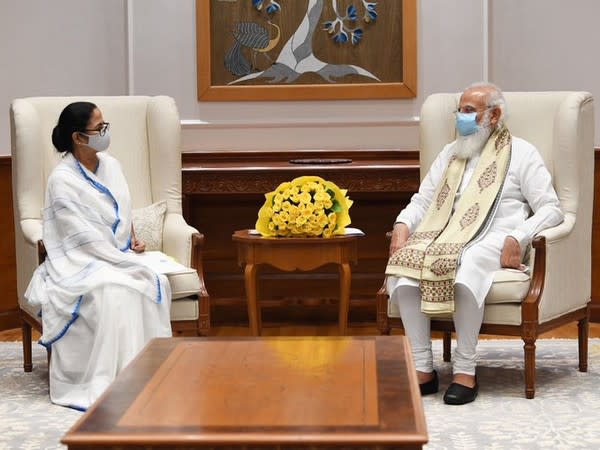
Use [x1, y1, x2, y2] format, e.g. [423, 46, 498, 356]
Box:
[25, 152, 172, 410]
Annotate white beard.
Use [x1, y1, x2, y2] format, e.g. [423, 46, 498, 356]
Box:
[454, 114, 493, 160]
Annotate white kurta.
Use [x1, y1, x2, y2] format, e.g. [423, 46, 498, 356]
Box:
[387, 136, 564, 306]
[25, 152, 172, 410]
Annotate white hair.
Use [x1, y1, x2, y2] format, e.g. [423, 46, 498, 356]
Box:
[464, 81, 507, 129]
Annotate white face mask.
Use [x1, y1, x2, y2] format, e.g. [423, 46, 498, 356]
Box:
[82, 130, 110, 152]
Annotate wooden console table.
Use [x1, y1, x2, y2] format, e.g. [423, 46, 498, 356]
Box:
[232, 229, 362, 335]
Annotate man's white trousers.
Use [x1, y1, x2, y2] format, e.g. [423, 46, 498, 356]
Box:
[389, 283, 485, 375]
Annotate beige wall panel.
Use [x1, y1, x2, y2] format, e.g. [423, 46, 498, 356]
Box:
[490, 0, 600, 146]
[0, 0, 128, 154]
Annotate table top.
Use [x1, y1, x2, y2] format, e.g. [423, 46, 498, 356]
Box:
[62, 336, 427, 448]
[232, 229, 364, 245]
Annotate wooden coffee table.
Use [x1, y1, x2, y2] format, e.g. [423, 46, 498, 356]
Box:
[62, 336, 427, 449]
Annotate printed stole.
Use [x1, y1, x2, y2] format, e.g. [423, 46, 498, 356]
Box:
[386, 127, 512, 315]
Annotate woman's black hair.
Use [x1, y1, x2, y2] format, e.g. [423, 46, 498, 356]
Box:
[51, 102, 97, 153]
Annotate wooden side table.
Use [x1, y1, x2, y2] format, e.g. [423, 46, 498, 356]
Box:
[232, 229, 363, 335]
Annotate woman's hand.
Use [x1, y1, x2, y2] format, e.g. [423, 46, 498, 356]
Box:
[130, 224, 146, 253]
[131, 237, 146, 253]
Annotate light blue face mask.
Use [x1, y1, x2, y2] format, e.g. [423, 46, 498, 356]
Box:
[455, 112, 479, 136]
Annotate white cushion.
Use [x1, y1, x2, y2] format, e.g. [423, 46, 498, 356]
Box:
[484, 269, 531, 304]
[170, 297, 199, 321]
[387, 270, 531, 318]
[167, 268, 201, 300]
[132, 200, 167, 251]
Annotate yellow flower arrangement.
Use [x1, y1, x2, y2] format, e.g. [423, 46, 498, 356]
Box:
[256, 175, 353, 238]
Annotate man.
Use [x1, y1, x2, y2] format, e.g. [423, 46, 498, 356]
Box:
[385, 82, 564, 405]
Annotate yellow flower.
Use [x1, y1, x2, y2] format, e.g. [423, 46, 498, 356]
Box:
[310, 223, 322, 234]
[279, 210, 289, 222]
[314, 191, 329, 202]
[295, 215, 307, 226]
[299, 223, 309, 233]
[300, 203, 314, 216]
[328, 212, 337, 225]
[298, 191, 312, 204]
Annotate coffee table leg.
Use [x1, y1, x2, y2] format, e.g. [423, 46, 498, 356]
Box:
[338, 263, 351, 335]
[244, 263, 261, 336]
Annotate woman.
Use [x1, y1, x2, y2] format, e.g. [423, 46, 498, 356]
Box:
[25, 102, 172, 410]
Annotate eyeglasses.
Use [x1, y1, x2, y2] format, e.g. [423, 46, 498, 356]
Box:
[84, 122, 110, 136]
[454, 106, 492, 115]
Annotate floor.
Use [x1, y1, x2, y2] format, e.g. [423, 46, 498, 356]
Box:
[2, 322, 600, 341]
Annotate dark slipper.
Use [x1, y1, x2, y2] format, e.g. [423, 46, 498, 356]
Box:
[443, 381, 478, 405]
[419, 370, 439, 396]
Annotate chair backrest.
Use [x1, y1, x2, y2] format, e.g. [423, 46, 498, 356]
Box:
[419, 91, 595, 318]
[10, 95, 183, 313]
[419, 91, 594, 220]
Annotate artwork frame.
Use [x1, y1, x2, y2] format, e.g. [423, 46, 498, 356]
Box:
[196, 0, 417, 101]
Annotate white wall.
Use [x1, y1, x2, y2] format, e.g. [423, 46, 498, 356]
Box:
[0, 0, 128, 155]
[1, 0, 598, 155]
[490, 0, 600, 145]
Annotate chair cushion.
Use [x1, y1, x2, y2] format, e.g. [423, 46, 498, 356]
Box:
[163, 265, 202, 322]
[23, 271, 200, 325]
[166, 267, 201, 300]
[388, 269, 531, 318]
[485, 269, 531, 304]
[132, 200, 167, 251]
[170, 297, 199, 321]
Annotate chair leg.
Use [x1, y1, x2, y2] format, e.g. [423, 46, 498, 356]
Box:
[376, 289, 391, 335]
[443, 331, 451, 362]
[198, 294, 211, 337]
[523, 337, 536, 399]
[578, 315, 589, 372]
[22, 320, 33, 372]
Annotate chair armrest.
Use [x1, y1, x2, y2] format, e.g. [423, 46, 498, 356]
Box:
[162, 213, 199, 267]
[524, 212, 587, 321]
[191, 232, 209, 299]
[522, 236, 546, 309]
[534, 213, 575, 244]
[20, 218, 43, 246]
[162, 216, 209, 300]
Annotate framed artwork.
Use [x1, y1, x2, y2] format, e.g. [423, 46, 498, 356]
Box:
[196, 0, 417, 101]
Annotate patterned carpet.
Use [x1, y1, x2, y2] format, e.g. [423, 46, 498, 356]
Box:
[1, 339, 599, 450]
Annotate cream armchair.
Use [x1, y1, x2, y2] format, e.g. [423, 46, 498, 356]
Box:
[11, 95, 210, 371]
[377, 91, 594, 398]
